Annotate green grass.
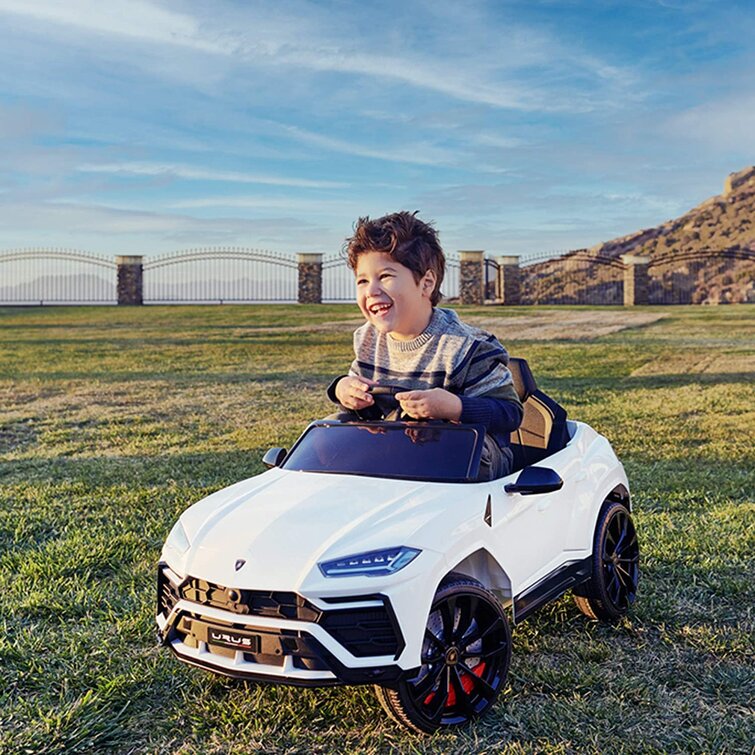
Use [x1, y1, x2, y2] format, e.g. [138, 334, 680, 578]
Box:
[1, 304, 753, 754]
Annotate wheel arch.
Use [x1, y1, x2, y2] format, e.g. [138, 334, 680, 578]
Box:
[444, 548, 512, 603]
[606, 483, 631, 511]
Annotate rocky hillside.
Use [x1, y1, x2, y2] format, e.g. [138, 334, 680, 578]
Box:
[588, 165, 755, 260]
[523, 166, 755, 304]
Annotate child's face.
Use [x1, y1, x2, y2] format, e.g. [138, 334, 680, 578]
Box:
[355, 251, 436, 339]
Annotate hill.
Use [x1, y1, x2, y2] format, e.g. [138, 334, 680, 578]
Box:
[523, 166, 755, 304]
[589, 165, 755, 259]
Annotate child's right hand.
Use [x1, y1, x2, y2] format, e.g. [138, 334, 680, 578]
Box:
[335, 376, 378, 410]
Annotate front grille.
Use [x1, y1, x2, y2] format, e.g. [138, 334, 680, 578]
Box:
[176, 612, 330, 670]
[179, 576, 321, 622]
[319, 605, 401, 657]
[159, 566, 404, 659]
[157, 566, 181, 616]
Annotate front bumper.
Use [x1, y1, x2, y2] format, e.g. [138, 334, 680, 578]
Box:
[156, 563, 410, 687]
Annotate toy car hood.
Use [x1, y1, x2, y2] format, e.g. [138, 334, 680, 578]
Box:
[166, 467, 466, 590]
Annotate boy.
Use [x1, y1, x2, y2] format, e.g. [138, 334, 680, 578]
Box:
[328, 211, 522, 479]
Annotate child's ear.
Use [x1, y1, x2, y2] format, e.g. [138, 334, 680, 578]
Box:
[421, 270, 436, 296]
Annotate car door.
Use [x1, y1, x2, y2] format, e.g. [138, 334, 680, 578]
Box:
[491, 462, 580, 592]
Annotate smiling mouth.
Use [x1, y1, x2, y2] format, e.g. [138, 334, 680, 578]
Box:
[369, 302, 392, 316]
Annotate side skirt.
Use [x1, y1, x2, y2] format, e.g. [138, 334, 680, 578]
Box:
[512, 556, 592, 624]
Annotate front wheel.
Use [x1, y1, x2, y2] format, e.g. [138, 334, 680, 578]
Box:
[375, 575, 511, 734]
[574, 500, 640, 622]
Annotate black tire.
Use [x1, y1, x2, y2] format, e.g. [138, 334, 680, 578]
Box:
[374, 574, 511, 734]
[574, 500, 640, 622]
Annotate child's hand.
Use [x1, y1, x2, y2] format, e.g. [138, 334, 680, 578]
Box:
[335, 376, 379, 411]
[394, 388, 462, 421]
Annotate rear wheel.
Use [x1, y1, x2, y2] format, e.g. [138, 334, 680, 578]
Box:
[574, 500, 640, 622]
[375, 575, 511, 734]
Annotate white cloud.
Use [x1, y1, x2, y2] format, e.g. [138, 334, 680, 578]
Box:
[663, 93, 755, 151]
[77, 162, 349, 189]
[277, 124, 461, 167]
[0, 0, 634, 113]
[168, 195, 364, 212]
[0, 0, 223, 52]
[0, 199, 340, 252]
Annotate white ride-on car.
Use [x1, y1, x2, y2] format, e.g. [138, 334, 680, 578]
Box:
[156, 358, 639, 733]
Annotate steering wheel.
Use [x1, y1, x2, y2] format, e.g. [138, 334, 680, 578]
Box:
[362, 384, 405, 420]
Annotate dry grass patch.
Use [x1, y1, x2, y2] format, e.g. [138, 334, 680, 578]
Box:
[466, 309, 667, 340]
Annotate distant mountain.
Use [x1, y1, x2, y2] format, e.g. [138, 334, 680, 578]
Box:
[523, 166, 755, 304]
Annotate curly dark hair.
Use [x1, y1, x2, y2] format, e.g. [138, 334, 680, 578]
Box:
[345, 211, 445, 306]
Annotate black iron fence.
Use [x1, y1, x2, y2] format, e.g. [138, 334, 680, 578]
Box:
[143, 248, 298, 303]
[647, 247, 754, 305]
[0, 245, 752, 305]
[321, 252, 461, 302]
[521, 250, 626, 305]
[322, 253, 353, 302]
[0, 249, 116, 304]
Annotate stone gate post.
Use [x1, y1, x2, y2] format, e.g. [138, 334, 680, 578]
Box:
[116, 255, 143, 305]
[621, 254, 650, 306]
[496, 255, 521, 305]
[459, 250, 485, 305]
[297, 253, 323, 304]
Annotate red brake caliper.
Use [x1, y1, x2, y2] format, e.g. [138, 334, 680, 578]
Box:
[424, 662, 486, 707]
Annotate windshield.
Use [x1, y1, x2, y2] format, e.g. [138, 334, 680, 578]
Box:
[281, 422, 484, 482]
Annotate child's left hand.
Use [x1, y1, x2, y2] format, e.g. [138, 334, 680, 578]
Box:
[394, 388, 462, 421]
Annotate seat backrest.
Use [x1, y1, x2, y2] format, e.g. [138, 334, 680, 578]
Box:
[508, 357, 537, 402]
[508, 357, 569, 471]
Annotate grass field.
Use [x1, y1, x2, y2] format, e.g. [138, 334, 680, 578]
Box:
[1, 304, 753, 754]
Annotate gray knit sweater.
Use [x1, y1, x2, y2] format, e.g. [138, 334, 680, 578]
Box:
[333, 307, 522, 446]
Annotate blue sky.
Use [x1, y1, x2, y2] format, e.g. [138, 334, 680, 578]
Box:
[1, 0, 753, 258]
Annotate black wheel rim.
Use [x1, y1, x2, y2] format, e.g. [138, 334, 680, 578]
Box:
[601, 508, 640, 610]
[407, 593, 509, 726]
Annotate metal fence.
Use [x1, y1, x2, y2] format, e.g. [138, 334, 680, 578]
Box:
[322, 252, 461, 302]
[1, 245, 751, 306]
[322, 253, 352, 302]
[143, 248, 298, 303]
[647, 247, 754, 304]
[0, 249, 116, 304]
[520, 250, 625, 305]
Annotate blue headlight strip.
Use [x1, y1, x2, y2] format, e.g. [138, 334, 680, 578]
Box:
[319, 546, 421, 578]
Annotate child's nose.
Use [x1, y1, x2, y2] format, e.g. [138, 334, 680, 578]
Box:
[366, 278, 382, 295]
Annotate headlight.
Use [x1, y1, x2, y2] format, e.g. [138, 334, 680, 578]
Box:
[319, 546, 421, 578]
[165, 520, 191, 556]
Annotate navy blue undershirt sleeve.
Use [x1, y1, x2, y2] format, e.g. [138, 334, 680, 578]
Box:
[459, 395, 523, 443]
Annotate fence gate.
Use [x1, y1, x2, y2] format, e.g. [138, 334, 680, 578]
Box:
[143, 248, 298, 303]
[648, 247, 755, 304]
[521, 251, 625, 305]
[483, 258, 499, 301]
[0, 249, 117, 304]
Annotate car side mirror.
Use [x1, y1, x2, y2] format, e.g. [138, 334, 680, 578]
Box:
[504, 465, 563, 495]
[262, 447, 287, 469]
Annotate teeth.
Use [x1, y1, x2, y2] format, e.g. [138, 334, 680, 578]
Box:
[370, 303, 391, 314]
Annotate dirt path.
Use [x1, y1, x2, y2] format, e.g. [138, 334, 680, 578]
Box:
[234, 309, 667, 340]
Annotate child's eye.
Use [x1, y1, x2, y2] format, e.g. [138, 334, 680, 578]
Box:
[356, 278, 367, 285]
[380, 273, 393, 281]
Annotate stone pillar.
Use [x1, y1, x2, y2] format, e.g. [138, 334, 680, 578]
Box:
[622, 254, 650, 306]
[116, 255, 143, 305]
[459, 250, 485, 305]
[297, 253, 323, 304]
[497, 255, 521, 305]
